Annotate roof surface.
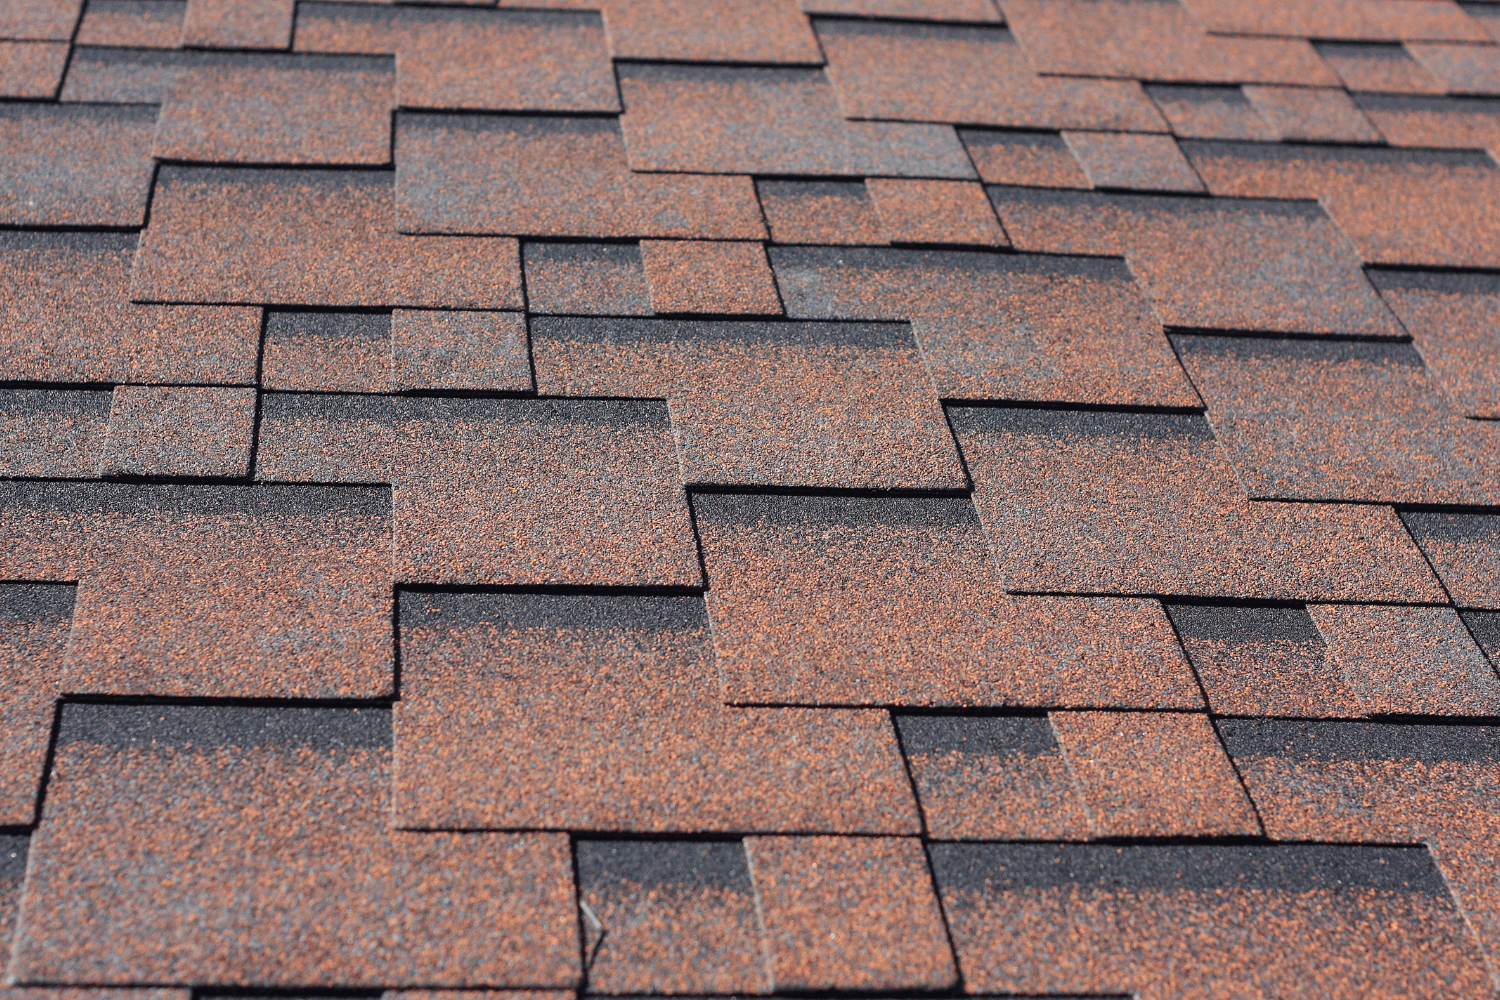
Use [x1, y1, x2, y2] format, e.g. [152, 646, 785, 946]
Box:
[3, 0, 1500, 996]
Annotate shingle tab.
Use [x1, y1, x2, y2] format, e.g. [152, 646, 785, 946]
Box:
[179, 0, 293, 50]
[575, 840, 768, 994]
[896, 714, 1090, 840]
[1223, 719, 1500, 977]
[603, 0, 821, 63]
[150, 53, 394, 165]
[0, 585, 74, 826]
[0, 483, 394, 699]
[293, 5, 618, 112]
[75, 0, 185, 48]
[1185, 140, 1500, 268]
[744, 836, 957, 992]
[616, 64, 976, 178]
[0, 103, 156, 227]
[0, 392, 112, 479]
[396, 114, 765, 239]
[1166, 603, 1363, 717]
[97, 386, 257, 479]
[0, 41, 68, 97]
[991, 186, 1404, 335]
[1049, 711, 1261, 838]
[816, 19, 1167, 130]
[770, 247, 1198, 405]
[10, 704, 580, 987]
[134, 167, 524, 307]
[932, 841, 1491, 997]
[949, 406, 1445, 601]
[695, 492, 1203, 707]
[1174, 335, 1500, 504]
[640, 240, 783, 315]
[0, 234, 260, 385]
[393, 593, 918, 832]
[533, 317, 964, 489]
[1002, 0, 1340, 84]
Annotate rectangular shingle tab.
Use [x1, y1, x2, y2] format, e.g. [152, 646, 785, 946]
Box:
[11, 704, 581, 987]
[394, 592, 918, 832]
[395, 114, 766, 239]
[134, 167, 524, 307]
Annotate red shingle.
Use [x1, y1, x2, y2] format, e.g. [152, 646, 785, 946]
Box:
[801, 0, 1000, 18]
[603, 0, 821, 63]
[1049, 711, 1261, 838]
[75, 0, 185, 47]
[391, 400, 699, 586]
[1145, 84, 1279, 141]
[126, 306, 263, 385]
[179, 0, 292, 49]
[616, 64, 976, 177]
[931, 840, 1491, 997]
[0, 103, 155, 227]
[394, 594, 918, 832]
[1316, 40, 1446, 92]
[958, 128, 1093, 187]
[0, 392, 112, 479]
[58, 47, 197, 102]
[756, 180, 887, 245]
[1409, 40, 1500, 93]
[0, 483, 394, 699]
[1182, 0, 1489, 43]
[261, 312, 392, 393]
[0, 234, 211, 385]
[151, 53, 394, 166]
[1357, 92, 1500, 156]
[254, 393, 391, 483]
[1401, 512, 1500, 609]
[390, 310, 531, 392]
[533, 317, 964, 489]
[1001, 0, 1340, 84]
[896, 714, 1091, 840]
[695, 493, 1204, 707]
[10, 705, 580, 987]
[0, 0, 81, 39]
[770, 246, 1203, 406]
[865, 178, 1008, 246]
[0, 585, 73, 826]
[1061, 131, 1205, 192]
[575, 840, 768, 994]
[640, 240, 784, 315]
[522, 242, 653, 316]
[949, 406, 1445, 601]
[992, 186, 1405, 334]
[134, 167, 524, 307]
[0, 41, 67, 97]
[1242, 85, 1384, 141]
[1173, 335, 1500, 504]
[817, 19, 1166, 130]
[98, 387, 257, 479]
[396, 114, 765, 239]
[744, 836, 956, 992]
[1222, 719, 1500, 978]
[292, 5, 618, 112]
[256, 397, 701, 587]
[1165, 603, 1363, 717]
[1309, 604, 1500, 716]
[1185, 140, 1500, 268]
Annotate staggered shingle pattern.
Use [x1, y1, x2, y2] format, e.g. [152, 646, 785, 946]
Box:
[5, 0, 1500, 995]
